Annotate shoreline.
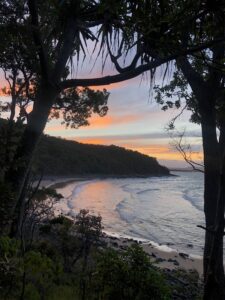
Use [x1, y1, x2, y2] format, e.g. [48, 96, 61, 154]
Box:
[40, 172, 175, 188]
[45, 176, 203, 276]
[103, 234, 203, 276]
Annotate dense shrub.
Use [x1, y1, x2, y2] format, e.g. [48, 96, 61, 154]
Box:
[0, 237, 22, 299]
[93, 244, 171, 300]
[0, 212, 172, 300]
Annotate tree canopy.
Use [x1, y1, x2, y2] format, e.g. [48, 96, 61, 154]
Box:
[1, 1, 225, 299]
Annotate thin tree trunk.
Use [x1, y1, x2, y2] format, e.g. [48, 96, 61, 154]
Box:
[10, 169, 31, 238]
[5, 86, 57, 236]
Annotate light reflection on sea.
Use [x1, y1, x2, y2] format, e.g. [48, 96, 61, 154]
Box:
[54, 172, 205, 257]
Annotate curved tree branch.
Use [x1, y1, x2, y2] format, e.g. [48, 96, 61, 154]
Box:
[60, 38, 225, 90]
[106, 36, 141, 73]
[60, 58, 165, 89]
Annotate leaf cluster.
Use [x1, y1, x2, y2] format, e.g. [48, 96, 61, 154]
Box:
[51, 87, 109, 128]
[154, 69, 201, 125]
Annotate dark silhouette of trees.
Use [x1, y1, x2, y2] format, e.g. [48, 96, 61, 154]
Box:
[153, 32, 225, 300]
[1, 1, 225, 298]
[33, 134, 169, 176]
[0, 0, 112, 235]
[0, 1, 219, 209]
[155, 59, 225, 299]
[112, 2, 225, 299]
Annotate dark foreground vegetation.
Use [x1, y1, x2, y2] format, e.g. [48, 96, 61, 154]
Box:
[1, 1, 225, 298]
[34, 135, 169, 177]
[0, 187, 202, 300]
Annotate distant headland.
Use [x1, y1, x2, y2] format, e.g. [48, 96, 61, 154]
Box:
[33, 135, 170, 177]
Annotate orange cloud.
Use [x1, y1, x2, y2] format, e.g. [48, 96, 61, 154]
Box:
[45, 113, 141, 133]
[74, 136, 203, 162]
[85, 113, 142, 129]
[76, 138, 107, 145]
[126, 145, 203, 162]
[0, 90, 8, 96]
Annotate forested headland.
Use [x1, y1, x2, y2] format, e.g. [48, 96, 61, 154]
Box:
[33, 135, 169, 177]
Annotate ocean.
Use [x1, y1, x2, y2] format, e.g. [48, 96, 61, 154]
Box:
[54, 171, 205, 257]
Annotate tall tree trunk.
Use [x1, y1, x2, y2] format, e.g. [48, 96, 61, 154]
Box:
[177, 57, 225, 299]
[204, 157, 225, 300]
[201, 109, 224, 300]
[204, 122, 225, 299]
[5, 85, 57, 236]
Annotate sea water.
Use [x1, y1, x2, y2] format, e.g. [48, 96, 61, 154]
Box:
[54, 172, 205, 257]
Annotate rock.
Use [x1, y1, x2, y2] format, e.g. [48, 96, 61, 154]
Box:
[155, 257, 166, 263]
[168, 258, 177, 263]
[168, 258, 180, 266]
[164, 268, 171, 272]
[167, 242, 174, 246]
[179, 252, 189, 259]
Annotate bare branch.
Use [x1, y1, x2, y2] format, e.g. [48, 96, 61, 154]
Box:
[165, 105, 188, 130]
[170, 130, 204, 173]
[197, 225, 215, 234]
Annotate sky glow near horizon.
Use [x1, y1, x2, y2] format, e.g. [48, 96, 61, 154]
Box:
[0, 43, 203, 169]
[45, 74, 203, 168]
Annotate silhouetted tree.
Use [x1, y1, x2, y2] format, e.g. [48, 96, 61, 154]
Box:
[154, 37, 225, 300]
[1, 3, 225, 298]
[112, 2, 225, 298]
[0, 0, 217, 220]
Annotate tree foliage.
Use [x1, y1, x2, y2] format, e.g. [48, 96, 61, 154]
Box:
[1, 1, 225, 298]
[0, 208, 171, 300]
[94, 244, 171, 300]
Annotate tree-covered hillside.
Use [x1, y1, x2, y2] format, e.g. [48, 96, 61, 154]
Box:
[33, 135, 169, 177]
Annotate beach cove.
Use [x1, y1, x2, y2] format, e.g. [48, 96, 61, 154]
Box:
[45, 171, 205, 276]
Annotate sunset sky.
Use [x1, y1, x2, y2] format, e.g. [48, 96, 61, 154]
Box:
[45, 73, 203, 168]
[0, 50, 203, 169]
